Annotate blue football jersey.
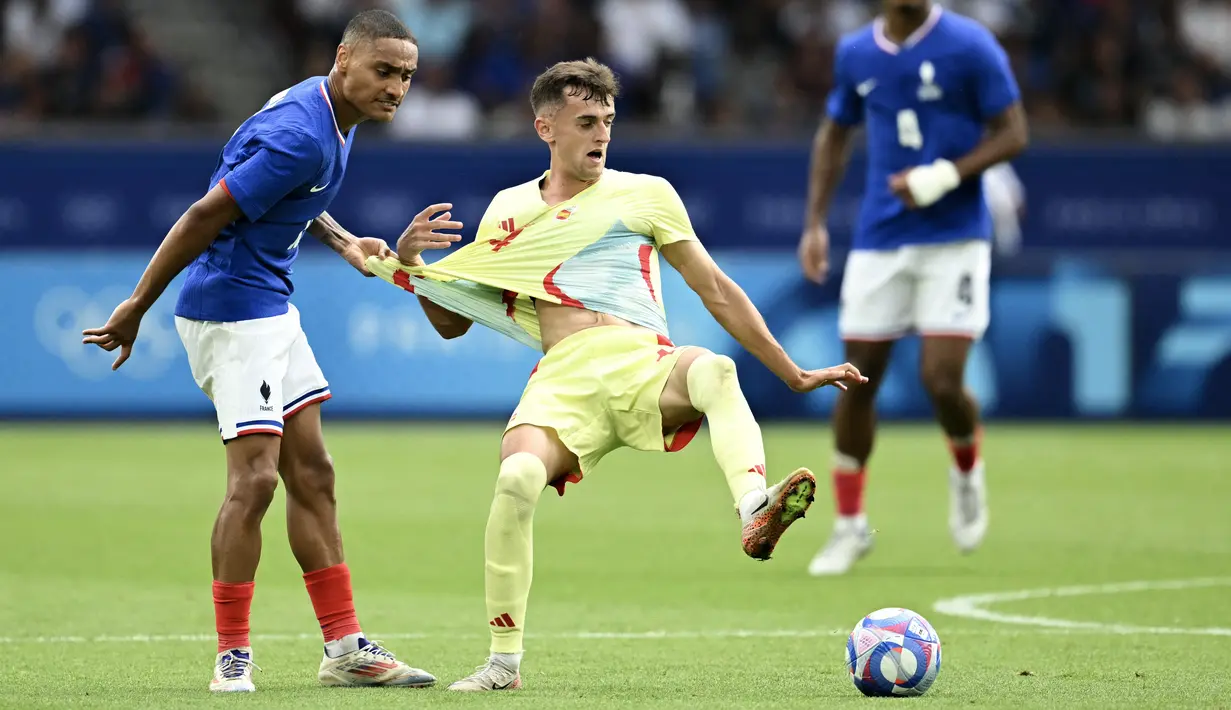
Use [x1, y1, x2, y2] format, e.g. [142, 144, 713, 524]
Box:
[175, 77, 354, 322]
[827, 7, 1020, 251]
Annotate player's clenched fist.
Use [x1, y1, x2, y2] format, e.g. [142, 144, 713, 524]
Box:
[81, 297, 146, 370]
[397, 202, 464, 264]
[345, 237, 396, 276]
[785, 362, 868, 393]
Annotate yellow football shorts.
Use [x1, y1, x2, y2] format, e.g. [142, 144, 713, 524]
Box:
[504, 325, 703, 495]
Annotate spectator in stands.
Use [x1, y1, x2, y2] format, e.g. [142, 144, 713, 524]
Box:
[0, 0, 213, 123]
[8, 0, 1231, 138]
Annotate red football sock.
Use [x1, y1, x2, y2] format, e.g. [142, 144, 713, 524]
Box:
[949, 429, 982, 474]
[213, 581, 254, 653]
[303, 563, 362, 643]
[832, 468, 867, 517]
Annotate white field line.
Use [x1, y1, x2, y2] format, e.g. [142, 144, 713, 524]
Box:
[933, 577, 1231, 636]
[0, 623, 1197, 646]
[0, 627, 1116, 645]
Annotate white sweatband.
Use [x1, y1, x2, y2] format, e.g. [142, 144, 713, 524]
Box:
[905, 159, 961, 208]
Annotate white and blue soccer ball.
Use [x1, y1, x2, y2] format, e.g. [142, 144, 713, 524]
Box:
[845, 607, 942, 697]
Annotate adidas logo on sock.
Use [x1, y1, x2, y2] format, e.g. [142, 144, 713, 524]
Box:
[748, 464, 766, 477]
[489, 613, 516, 628]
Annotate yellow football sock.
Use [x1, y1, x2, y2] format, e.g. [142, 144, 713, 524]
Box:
[686, 353, 768, 509]
[485, 452, 548, 654]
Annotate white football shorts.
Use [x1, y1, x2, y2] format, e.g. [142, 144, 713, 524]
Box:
[175, 304, 331, 441]
[838, 239, 991, 341]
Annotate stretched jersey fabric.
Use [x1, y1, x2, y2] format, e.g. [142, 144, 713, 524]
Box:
[368, 169, 699, 350]
[827, 7, 1020, 251]
[175, 76, 354, 322]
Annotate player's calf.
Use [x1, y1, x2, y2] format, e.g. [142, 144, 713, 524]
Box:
[919, 337, 981, 451]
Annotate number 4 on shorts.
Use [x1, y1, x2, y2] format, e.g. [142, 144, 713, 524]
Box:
[957, 272, 973, 306]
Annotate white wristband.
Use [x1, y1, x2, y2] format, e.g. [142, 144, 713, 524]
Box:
[905, 159, 961, 208]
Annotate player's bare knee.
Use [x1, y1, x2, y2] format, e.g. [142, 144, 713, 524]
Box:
[684, 352, 739, 411]
[494, 452, 549, 506]
[225, 438, 280, 512]
[227, 464, 279, 514]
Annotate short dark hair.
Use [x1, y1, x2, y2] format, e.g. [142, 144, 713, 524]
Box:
[530, 58, 620, 116]
[341, 9, 416, 47]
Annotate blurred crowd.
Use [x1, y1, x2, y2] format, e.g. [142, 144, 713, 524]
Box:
[5, 0, 1231, 140]
[0, 0, 213, 124]
[273, 0, 1231, 141]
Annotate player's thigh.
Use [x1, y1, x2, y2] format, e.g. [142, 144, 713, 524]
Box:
[501, 424, 579, 483]
[913, 240, 991, 339]
[176, 312, 296, 441]
[839, 248, 914, 340]
[657, 346, 709, 432]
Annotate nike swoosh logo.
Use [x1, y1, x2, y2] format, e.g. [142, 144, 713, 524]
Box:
[856, 79, 877, 97]
[310, 183, 329, 192]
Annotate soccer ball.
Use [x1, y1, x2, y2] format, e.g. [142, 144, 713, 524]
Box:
[845, 607, 942, 697]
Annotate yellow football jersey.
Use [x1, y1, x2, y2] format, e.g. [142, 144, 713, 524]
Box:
[368, 169, 699, 350]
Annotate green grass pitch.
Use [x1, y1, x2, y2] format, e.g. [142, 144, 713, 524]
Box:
[2, 422, 1229, 708]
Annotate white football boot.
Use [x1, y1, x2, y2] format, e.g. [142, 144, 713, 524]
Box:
[210, 648, 258, 692]
[949, 460, 988, 553]
[447, 656, 522, 691]
[318, 637, 436, 687]
[807, 514, 874, 576]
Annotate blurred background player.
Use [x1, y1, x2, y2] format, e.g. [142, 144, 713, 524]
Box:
[80, 9, 445, 692]
[797, 0, 1029, 576]
[374, 58, 867, 690]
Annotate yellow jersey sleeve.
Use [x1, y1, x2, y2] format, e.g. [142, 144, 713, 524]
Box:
[644, 177, 699, 248]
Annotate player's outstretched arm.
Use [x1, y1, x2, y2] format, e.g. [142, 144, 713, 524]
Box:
[661, 240, 867, 393]
[800, 119, 856, 284]
[81, 184, 243, 370]
[308, 212, 398, 276]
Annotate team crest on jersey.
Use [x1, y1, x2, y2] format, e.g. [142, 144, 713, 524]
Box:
[555, 206, 577, 221]
[917, 61, 942, 101]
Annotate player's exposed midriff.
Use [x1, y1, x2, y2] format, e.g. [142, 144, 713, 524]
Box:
[536, 300, 645, 353]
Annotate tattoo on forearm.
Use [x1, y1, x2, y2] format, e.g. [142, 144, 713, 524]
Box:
[308, 212, 354, 254]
